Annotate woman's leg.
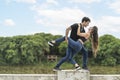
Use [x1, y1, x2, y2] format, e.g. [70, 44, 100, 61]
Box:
[48, 36, 65, 46]
[68, 37, 82, 51]
[54, 46, 71, 70]
[55, 36, 65, 43]
[68, 46, 77, 64]
[68, 47, 80, 69]
[67, 38, 83, 69]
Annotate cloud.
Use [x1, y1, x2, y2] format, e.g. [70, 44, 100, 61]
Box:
[6, 0, 37, 4]
[5, 0, 11, 4]
[92, 16, 120, 38]
[109, 0, 120, 14]
[49, 29, 65, 35]
[3, 19, 15, 26]
[69, 0, 101, 4]
[31, 4, 89, 35]
[17, 0, 37, 4]
[33, 7, 87, 26]
[46, 0, 58, 5]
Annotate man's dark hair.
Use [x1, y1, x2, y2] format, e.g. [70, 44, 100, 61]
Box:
[82, 17, 91, 22]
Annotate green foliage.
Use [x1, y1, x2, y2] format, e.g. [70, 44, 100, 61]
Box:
[0, 33, 60, 65]
[0, 33, 119, 66]
[96, 34, 120, 66]
[58, 41, 67, 56]
[101, 56, 116, 66]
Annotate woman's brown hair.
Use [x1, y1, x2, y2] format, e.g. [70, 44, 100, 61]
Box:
[91, 26, 99, 58]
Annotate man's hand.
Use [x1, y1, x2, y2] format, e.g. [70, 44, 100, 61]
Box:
[65, 37, 68, 43]
[65, 26, 71, 44]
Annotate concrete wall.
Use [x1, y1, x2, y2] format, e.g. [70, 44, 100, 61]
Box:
[0, 70, 120, 80]
[0, 74, 57, 80]
[57, 70, 90, 80]
[91, 75, 120, 80]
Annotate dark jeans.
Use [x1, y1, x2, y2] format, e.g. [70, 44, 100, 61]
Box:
[55, 37, 88, 68]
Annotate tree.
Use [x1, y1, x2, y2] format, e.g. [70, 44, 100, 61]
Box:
[96, 34, 120, 66]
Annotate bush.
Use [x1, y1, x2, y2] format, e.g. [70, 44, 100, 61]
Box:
[101, 56, 116, 66]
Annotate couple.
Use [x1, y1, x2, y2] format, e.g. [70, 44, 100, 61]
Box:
[48, 17, 98, 71]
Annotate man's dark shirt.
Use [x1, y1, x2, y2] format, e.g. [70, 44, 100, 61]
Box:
[70, 23, 86, 41]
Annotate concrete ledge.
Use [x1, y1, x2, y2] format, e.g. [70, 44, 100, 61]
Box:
[0, 74, 57, 80]
[57, 69, 90, 80]
[91, 75, 120, 80]
[0, 73, 120, 80]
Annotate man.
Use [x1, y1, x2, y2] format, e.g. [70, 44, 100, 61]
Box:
[48, 17, 91, 70]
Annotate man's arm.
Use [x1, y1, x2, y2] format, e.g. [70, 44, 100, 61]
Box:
[65, 26, 71, 42]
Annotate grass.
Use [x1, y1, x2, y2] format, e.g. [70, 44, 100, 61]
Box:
[0, 62, 119, 74]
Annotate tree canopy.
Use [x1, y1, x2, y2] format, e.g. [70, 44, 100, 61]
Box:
[0, 33, 119, 66]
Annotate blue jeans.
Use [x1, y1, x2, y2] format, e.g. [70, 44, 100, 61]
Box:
[55, 37, 88, 68]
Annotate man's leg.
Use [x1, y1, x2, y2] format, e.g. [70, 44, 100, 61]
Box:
[81, 46, 88, 70]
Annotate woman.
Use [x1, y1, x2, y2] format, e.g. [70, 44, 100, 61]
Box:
[48, 26, 99, 71]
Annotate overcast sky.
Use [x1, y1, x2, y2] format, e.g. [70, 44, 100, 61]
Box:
[0, 0, 120, 38]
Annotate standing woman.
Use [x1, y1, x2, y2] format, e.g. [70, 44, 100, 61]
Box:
[66, 26, 99, 70]
[77, 25, 99, 58]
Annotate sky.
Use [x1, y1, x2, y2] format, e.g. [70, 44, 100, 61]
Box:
[0, 0, 120, 38]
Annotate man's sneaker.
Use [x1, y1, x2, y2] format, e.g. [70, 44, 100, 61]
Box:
[75, 66, 81, 70]
[82, 67, 89, 70]
[48, 41, 54, 46]
[53, 67, 61, 71]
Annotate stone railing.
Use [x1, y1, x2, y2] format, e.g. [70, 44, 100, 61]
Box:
[0, 74, 57, 80]
[0, 70, 120, 80]
[57, 70, 90, 80]
[91, 75, 120, 80]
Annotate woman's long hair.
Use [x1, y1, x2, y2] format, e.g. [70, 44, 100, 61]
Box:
[91, 26, 99, 58]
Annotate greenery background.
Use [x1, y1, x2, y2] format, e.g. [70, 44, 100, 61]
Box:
[0, 33, 120, 74]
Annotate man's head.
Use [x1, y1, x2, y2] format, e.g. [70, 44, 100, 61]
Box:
[81, 17, 91, 27]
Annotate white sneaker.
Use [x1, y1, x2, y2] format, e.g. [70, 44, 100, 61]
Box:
[75, 66, 81, 70]
[48, 41, 54, 46]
